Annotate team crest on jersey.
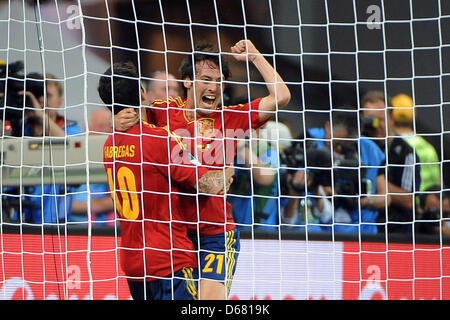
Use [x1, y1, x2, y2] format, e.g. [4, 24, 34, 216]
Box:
[197, 118, 215, 138]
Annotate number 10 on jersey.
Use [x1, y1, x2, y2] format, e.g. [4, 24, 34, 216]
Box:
[106, 167, 140, 220]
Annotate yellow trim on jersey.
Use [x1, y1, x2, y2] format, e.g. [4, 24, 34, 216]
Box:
[142, 120, 185, 150]
[223, 103, 244, 109]
[150, 96, 192, 125]
[169, 96, 185, 108]
[183, 109, 195, 124]
[142, 120, 155, 128]
[160, 125, 186, 151]
[181, 267, 198, 300]
[151, 98, 165, 104]
[152, 96, 185, 108]
[225, 230, 237, 294]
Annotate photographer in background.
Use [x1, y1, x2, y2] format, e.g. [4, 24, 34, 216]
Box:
[21, 72, 81, 137]
[361, 92, 439, 194]
[1, 61, 82, 224]
[23, 72, 82, 224]
[0, 60, 42, 222]
[229, 120, 292, 232]
[359, 91, 388, 151]
[361, 90, 421, 237]
[0, 61, 80, 137]
[390, 93, 440, 192]
[0, 60, 44, 137]
[280, 142, 333, 233]
[290, 110, 388, 234]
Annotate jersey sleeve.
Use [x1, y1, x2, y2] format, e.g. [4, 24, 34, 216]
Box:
[224, 98, 267, 131]
[248, 97, 270, 129]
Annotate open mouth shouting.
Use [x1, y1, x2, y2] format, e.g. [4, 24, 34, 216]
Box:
[202, 95, 217, 106]
[198, 93, 219, 114]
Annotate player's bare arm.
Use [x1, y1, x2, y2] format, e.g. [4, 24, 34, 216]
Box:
[231, 39, 291, 122]
[198, 167, 235, 195]
[387, 181, 415, 210]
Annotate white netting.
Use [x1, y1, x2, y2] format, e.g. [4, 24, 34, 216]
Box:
[0, 0, 449, 301]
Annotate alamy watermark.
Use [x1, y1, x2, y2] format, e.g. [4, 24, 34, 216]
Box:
[366, 5, 382, 30]
[66, 4, 81, 30]
[167, 127, 283, 171]
[65, 4, 381, 31]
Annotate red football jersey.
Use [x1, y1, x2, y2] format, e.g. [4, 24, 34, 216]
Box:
[147, 97, 268, 236]
[103, 121, 208, 280]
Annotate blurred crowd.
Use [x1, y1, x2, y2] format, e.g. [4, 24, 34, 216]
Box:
[229, 90, 449, 239]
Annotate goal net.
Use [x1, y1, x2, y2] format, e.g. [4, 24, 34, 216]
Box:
[0, 0, 449, 300]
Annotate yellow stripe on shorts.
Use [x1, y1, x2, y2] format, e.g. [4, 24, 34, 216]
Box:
[182, 267, 198, 300]
[225, 230, 237, 293]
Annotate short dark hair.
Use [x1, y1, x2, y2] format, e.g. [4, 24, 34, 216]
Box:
[98, 61, 141, 115]
[178, 42, 230, 98]
[361, 90, 392, 108]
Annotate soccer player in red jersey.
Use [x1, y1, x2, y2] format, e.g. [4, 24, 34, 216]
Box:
[114, 39, 291, 299]
[99, 61, 234, 300]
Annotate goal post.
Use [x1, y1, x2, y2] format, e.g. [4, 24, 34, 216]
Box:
[0, 0, 449, 301]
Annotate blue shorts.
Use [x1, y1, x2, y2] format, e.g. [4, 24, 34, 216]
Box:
[127, 267, 198, 300]
[189, 229, 240, 292]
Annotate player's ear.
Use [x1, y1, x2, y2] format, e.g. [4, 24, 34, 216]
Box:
[183, 77, 192, 90]
[140, 89, 149, 106]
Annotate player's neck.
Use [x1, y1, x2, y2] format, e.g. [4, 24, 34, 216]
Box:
[184, 98, 196, 121]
